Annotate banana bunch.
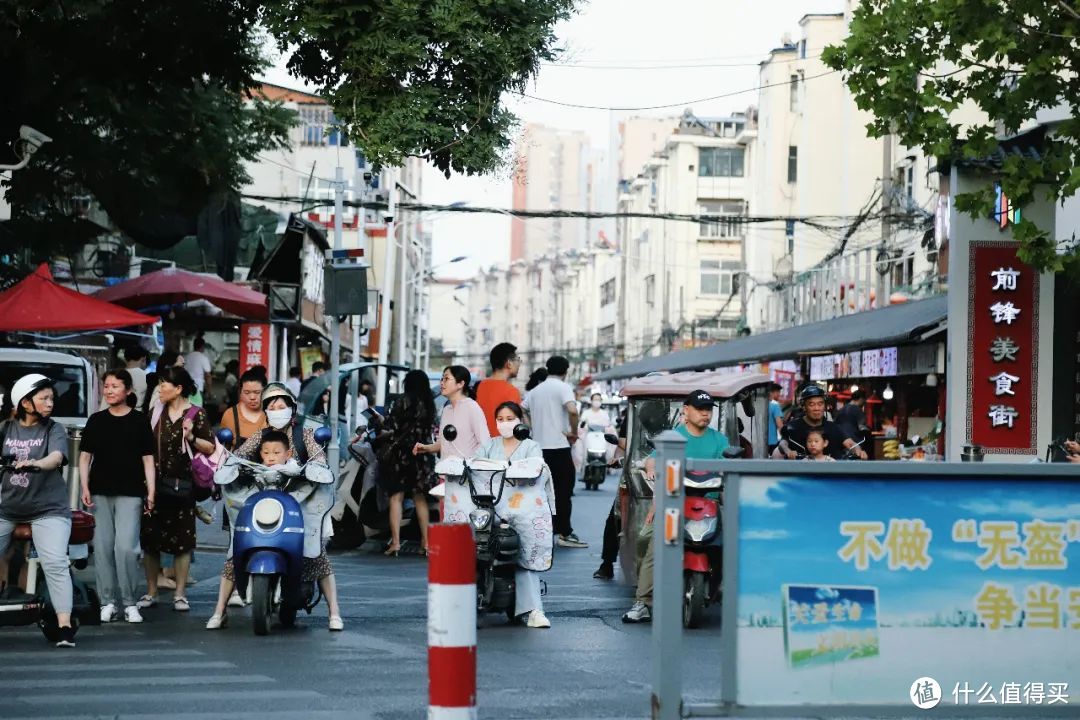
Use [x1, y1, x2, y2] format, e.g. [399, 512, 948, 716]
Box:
[882, 439, 901, 460]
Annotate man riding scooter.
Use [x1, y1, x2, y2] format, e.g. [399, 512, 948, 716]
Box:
[622, 390, 730, 624]
[776, 385, 867, 461]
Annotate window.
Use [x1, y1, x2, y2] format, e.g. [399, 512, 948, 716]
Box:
[645, 274, 656, 305]
[598, 324, 615, 347]
[699, 201, 747, 239]
[300, 105, 348, 147]
[799, 39, 807, 59]
[787, 146, 798, 183]
[905, 164, 915, 201]
[700, 260, 742, 295]
[789, 74, 800, 112]
[698, 147, 744, 178]
[600, 278, 616, 306]
[785, 220, 796, 254]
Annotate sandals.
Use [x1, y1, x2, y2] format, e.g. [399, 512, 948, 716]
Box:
[136, 594, 157, 609]
[383, 544, 400, 557]
[173, 597, 190, 612]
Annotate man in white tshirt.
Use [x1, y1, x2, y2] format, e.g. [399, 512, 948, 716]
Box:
[522, 355, 586, 548]
[184, 337, 213, 396]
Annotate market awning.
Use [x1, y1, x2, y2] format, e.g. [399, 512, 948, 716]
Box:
[597, 295, 948, 381]
[0, 263, 160, 332]
[95, 267, 268, 320]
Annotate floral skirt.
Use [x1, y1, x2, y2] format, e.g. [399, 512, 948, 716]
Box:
[140, 502, 196, 555]
[222, 553, 333, 583]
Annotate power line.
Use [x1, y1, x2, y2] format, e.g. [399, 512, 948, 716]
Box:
[539, 54, 823, 71]
[516, 70, 839, 111]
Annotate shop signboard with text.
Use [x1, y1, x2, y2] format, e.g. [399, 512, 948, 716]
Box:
[966, 243, 1038, 453]
[736, 473, 1079, 706]
[239, 323, 271, 373]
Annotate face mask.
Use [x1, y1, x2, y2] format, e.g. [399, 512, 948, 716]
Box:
[266, 407, 293, 429]
[497, 420, 518, 439]
[591, 400, 602, 410]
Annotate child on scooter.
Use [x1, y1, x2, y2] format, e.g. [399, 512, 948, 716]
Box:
[206, 430, 344, 631]
[805, 429, 835, 462]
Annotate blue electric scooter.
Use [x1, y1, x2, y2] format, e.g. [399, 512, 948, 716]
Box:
[215, 427, 334, 635]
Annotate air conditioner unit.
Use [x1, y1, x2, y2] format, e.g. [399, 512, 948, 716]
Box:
[129, 257, 176, 279]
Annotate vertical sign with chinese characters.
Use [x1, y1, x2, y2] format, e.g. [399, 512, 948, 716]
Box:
[239, 323, 271, 374]
[967, 243, 1039, 452]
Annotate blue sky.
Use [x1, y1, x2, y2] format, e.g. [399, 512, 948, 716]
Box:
[738, 477, 1080, 623]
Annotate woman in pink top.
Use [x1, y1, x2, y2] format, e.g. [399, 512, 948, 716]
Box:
[414, 366, 490, 459]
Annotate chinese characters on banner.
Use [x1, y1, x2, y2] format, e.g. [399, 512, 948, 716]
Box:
[239, 323, 271, 373]
[967, 243, 1038, 452]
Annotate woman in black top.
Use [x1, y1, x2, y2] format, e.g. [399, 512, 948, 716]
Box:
[79, 369, 156, 623]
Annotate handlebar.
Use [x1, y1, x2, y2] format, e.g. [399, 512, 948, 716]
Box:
[0, 456, 42, 473]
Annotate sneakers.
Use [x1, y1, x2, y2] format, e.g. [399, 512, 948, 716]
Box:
[329, 615, 344, 631]
[593, 562, 614, 580]
[99, 603, 118, 623]
[124, 606, 144, 623]
[227, 589, 247, 608]
[556, 533, 589, 549]
[55, 625, 76, 648]
[136, 594, 157, 609]
[206, 613, 227, 630]
[526, 609, 551, 629]
[622, 601, 652, 624]
[195, 506, 214, 525]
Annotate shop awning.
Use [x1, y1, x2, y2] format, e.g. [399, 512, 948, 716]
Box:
[0, 263, 159, 332]
[597, 295, 947, 381]
[95, 267, 268, 320]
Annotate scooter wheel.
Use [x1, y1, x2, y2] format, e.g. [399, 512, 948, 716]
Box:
[683, 573, 707, 629]
[251, 575, 275, 636]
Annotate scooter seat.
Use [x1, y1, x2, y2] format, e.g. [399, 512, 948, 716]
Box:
[12, 523, 32, 541]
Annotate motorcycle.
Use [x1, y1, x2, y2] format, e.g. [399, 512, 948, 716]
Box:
[214, 426, 334, 636]
[681, 445, 743, 628]
[581, 423, 611, 491]
[0, 459, 100, 642]
[434, 424, 547, 623]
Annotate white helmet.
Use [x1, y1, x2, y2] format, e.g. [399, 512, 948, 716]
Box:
[11, 373, 54, 410]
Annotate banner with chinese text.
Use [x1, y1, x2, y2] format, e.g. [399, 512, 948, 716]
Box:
[967, 243, 1039, 453]
[737, 475, 1079, 706]
[239, 323, 271, 374]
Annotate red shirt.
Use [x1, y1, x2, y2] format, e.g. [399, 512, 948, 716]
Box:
[475, 379, 522, 437]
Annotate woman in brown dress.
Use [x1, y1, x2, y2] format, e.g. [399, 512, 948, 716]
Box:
[138, 366, 213, 612]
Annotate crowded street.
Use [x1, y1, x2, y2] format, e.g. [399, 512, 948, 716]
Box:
[1, 481, 728, 720]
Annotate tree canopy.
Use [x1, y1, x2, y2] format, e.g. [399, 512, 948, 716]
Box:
[1, 0, 575, 264]
[823, 0, 1080, 272]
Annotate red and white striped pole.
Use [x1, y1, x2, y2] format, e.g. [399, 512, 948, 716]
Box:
[428, 523, 477, 720]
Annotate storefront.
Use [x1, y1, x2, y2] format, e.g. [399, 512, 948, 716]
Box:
[809, 342, 945, 460]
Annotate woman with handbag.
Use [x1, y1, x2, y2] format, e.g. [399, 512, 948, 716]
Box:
[138, 366, 213, 612]
[78, 369, 156, 624]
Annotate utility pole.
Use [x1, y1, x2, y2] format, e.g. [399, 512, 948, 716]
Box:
[376, 168, 397, 406]
[327, 165, 345, 472]
[397, 214, 409, 367]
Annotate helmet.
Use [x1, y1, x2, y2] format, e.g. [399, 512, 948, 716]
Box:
[11, 373, 55, 409]
[261, 382, 296, 409]
[799, 385, 827, 404]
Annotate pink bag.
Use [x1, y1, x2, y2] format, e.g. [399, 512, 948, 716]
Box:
[182, 406, 223, 490]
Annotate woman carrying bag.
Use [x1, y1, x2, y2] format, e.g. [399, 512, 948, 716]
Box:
[138, 366, 213, 612]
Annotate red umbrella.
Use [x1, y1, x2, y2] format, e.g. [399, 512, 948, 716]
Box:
[0, 264, 159, 332]
[95, 267, 268, 319]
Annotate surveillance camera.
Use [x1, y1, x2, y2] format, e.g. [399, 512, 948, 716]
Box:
[19, 125, 52, 152]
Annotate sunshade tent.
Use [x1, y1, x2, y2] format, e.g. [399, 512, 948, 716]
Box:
[0, 263, 159, 332]
[95, 267, 268, 319]
[597, 295, 948, 381]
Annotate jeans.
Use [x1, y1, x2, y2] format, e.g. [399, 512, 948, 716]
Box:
[92, 495, 143, 608]
[542, 448, 575, 537]
[515, 568, 543, 616]
[0, 514, 74, 614]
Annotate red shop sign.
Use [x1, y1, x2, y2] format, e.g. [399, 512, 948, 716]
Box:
[239, 323, 271, 374]
[966, 242, 1039, 453]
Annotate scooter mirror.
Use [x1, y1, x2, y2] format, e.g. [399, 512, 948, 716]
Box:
[314, 426, 333, 447]
[442, 424, 458, 442]
[604, 433, 619, 445]
[216, 428, 235, 448]
[513, 423, 531, 441]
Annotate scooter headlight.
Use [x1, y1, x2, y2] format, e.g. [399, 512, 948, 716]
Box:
[684, 517, 717, 543]
[469, 508, 493, 531]
[253, 498, 284, 533]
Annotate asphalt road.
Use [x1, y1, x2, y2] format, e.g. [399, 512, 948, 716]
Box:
[0, 475, 728, 720]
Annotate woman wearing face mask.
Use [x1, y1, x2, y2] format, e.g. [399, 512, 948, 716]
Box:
[472, 401, 555, 628]
[573, 393, 613, 477]
[207, 383, 343, 630]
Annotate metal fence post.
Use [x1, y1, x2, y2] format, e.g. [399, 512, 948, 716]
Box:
[652, 430, 688, 720]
